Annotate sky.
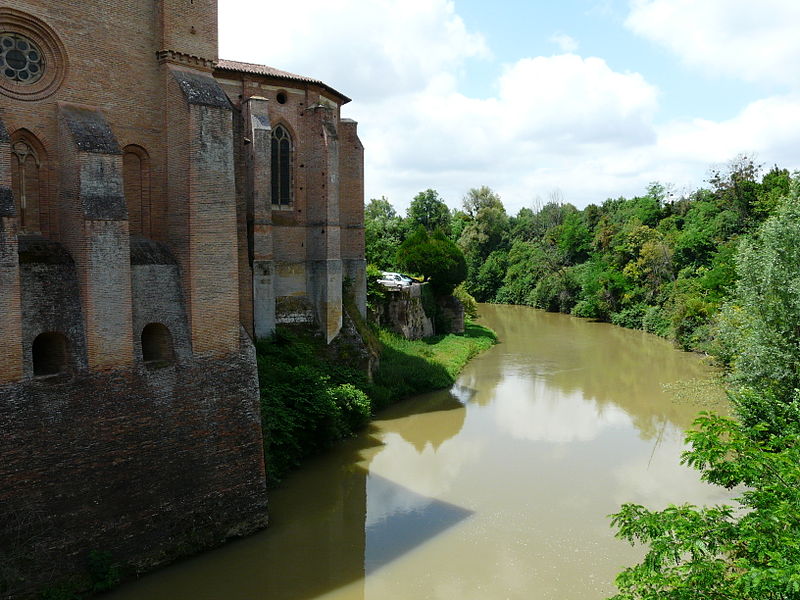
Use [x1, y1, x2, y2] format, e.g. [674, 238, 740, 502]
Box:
[219, 0, 800, 215]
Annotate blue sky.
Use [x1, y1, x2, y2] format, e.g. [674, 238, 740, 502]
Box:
[219, 0, 800, 214]
[455, 0, 767, 120]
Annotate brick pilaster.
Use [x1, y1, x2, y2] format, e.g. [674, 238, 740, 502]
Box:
[57, 103, 133, 370]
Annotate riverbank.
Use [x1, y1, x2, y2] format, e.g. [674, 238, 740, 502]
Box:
[257, 321, 496, 485]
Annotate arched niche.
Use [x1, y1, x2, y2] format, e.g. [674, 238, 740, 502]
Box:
[141, 322, 175, 368]
[32, 331, 70, 377]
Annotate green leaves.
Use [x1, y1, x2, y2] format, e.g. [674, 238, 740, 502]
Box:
[609, 413, 800, 600]
[395, 226, 467, 294]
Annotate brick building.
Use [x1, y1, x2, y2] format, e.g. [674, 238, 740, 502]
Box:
[0, 0, 364, 594]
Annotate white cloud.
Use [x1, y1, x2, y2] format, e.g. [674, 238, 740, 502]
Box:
[491, 375, 631, 443]
[549, 33, 579, 53]
[626, 0, 800, 87]
[350, 53, 660, 211]
[219, 0, 489, 102]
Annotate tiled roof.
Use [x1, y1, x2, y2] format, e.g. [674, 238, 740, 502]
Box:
[215, 59, 350, 103]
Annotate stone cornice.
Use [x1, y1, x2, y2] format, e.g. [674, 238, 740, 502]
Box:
[156, 50, 215, 72]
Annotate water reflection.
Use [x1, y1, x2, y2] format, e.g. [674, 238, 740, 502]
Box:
[105, 304, 729, 600]
[365, 474, 473, 575]
[491, 374, 630, 443]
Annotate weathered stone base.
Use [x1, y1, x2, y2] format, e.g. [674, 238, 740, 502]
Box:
[379, 284, 434, 340]
[0, 334, 267, 598]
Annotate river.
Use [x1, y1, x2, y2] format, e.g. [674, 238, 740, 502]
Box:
[106, 303, 730, 600]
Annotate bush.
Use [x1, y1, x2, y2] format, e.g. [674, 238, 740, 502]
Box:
[610, 304, 646, 329]
[256, 321, 496, 483]
[453, 283, 478, 319]
[366, 263, 387, 312]
[327, 384, 371, 436]
[257, 329, 372, 484]
[641, 305, 670, 336]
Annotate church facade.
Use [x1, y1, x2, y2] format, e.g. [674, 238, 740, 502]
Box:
[0, 0, 364, 594]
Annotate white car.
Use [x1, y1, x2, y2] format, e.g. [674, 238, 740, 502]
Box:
[378, 272, 414, 288]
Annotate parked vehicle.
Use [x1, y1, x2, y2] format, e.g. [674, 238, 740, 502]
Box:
[378, 272, 414, 288]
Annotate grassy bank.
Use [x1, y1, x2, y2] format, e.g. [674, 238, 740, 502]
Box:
[371, 322, 496, 403]
[256, 321, 496, 485]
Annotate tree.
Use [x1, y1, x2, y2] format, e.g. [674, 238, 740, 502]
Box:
[462, 186, 503, 218]
[395, 227, 466, 294]
[364, 196, 404, 269]
[708, 154, 762, 226]
[716, 182, 800, 401]
[609, 413, 800, 600]
[407, 189, 451, 233]
[458, 202, 508, 264]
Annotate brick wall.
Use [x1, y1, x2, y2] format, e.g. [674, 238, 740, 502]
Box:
[0, 338, 266, 597]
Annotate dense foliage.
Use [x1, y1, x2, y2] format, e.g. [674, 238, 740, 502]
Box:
[365, 157, 793, 353]
[395, 226, 467, 294]
[610, 414, 800, 600]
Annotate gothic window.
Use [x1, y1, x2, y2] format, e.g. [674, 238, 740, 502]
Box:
[141, 323, 175, 368]
[32, 331, 69, 377]
[10, 139, 40, 232]
[271, 125, 292, 207]
[123, 145, 151, 237]
[0, 10, 67, 101]
[0, 32, 43, 84]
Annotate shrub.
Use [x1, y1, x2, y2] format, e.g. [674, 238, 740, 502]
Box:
[453, 283, 478, 319]
[327, 383, 371, 436]
[610, 304, 646, 329]
[641, 305, 670, 336]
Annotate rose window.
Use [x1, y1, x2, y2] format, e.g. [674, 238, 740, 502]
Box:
[0, 33, 44, 84]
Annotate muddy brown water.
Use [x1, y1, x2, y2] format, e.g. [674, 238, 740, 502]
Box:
[106, 304, 731, 600]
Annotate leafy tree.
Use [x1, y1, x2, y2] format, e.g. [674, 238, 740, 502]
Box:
[407, 189, 451, 233]
[610, 413, 800, 600]
[708, 154, 762, 227]
[462, 185, 504, 218]
[470, 250, 507, 302]
[754, 166, 791, 219]
[395, 226, 466, 294]
[555, 211, 592, 265]
[365, 196, 404, 268]
[716, 183, 800, 400]
[495, 241, 549, 305]
[458, 202, 508, 264]
[449, 209, 471, 242]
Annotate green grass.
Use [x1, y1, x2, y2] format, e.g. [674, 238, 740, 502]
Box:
[370, 321, 497, 406]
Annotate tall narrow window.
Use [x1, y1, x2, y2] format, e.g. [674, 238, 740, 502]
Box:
[123, 145, 151, 237]
[271, 125, 292, 207]
[10, 139, 40, 231]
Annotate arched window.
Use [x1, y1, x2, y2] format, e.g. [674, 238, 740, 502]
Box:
[271, 125, 292, 207]
[10, 138, 41, 232]
[141, 323, 175, 367]
[123, 145, 151, 237]
[32, 331, 69, 377]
